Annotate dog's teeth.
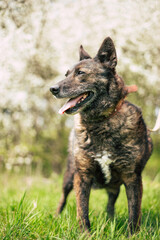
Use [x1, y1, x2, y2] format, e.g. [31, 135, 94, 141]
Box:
[77, 93, 89, 105]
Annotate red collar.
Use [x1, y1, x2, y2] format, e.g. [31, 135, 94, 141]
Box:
[105, 98, 125, 119]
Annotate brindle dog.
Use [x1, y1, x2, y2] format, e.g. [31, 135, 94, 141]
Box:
[50, 37, 155, 234]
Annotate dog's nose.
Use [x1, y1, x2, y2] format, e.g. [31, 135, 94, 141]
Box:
[50, 85, 60, 95]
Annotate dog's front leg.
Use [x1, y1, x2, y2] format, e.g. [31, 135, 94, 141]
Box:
[74, 171, 92, 231]
[124, 175, 143, 234]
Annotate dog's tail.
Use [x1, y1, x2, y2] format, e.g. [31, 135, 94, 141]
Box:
[149, 109, 160, 132]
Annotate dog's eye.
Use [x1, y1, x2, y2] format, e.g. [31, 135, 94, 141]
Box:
[76, 70, 85, 75]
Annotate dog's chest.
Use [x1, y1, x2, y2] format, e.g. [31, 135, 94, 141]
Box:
[75, 128, 114, 183]
[94, 151, 114, 184]
[74, 115, 118, 183]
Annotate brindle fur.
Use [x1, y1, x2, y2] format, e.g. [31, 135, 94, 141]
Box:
[50, 37, 153, 234]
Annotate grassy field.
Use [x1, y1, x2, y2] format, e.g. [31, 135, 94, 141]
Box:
[0, 153, 160, 239]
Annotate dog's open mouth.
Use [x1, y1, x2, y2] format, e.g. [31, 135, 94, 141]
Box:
[59, 91, 94, 114]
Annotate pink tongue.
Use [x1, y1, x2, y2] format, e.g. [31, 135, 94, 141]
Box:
[59, 94, 84, 115]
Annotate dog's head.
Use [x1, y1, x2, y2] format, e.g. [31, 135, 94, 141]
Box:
[50, 37, 137, 118]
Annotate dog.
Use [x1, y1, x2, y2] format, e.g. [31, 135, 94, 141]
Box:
[50, 37, 160, 234]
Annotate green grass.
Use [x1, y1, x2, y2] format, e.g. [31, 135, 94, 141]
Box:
[0, 154, 160, 239]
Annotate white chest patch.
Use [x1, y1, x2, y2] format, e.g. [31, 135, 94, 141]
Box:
[95, 151, 114, 184]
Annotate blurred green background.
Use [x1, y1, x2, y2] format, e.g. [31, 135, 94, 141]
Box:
[0, 0, 160, 177]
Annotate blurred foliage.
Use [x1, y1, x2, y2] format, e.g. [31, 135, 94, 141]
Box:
[0, 0, 159, 176]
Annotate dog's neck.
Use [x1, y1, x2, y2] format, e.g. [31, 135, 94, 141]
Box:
[104, 98, 125, 119]
[79, 98, 125, 123]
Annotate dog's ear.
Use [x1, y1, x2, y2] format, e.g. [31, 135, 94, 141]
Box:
[95, 37, 117, 69]
[79, 45, 91, 61]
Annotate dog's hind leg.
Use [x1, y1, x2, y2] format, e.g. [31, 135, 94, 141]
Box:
[106, 187, 120, 218]
[56, 169, 74, 215]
